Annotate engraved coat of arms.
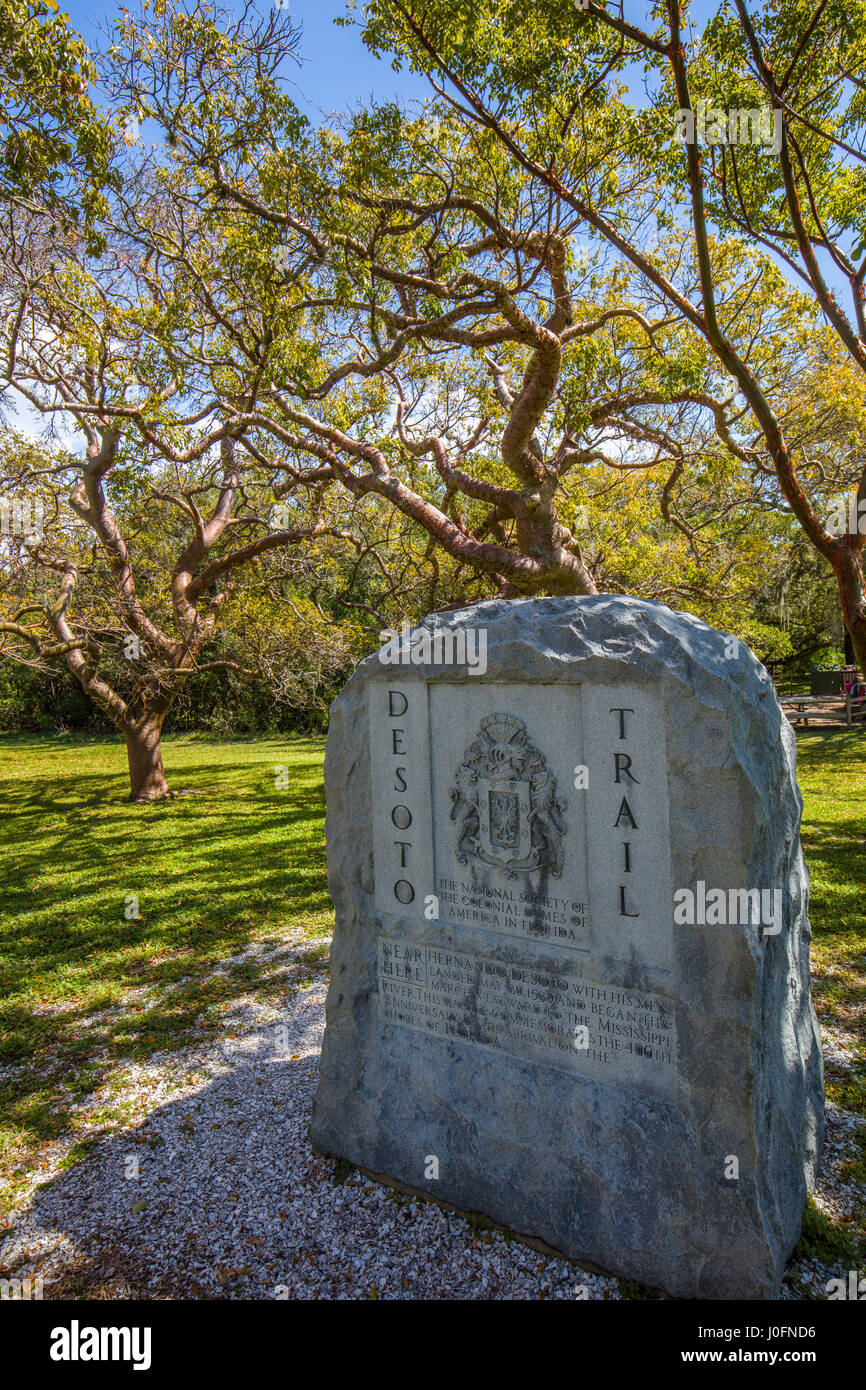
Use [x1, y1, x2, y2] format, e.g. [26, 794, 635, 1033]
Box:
[449, 713, 567, 877]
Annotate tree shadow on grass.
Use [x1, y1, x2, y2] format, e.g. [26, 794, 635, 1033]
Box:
[0, 737, 335, 1200]
[795, 731, 866, 1118]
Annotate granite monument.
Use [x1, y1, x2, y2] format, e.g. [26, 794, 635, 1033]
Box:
[310, 596, 824, 1299]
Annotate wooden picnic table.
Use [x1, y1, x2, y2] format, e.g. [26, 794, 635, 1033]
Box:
[780, 693, 864, 727]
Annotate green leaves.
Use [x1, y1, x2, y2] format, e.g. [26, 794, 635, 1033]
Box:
[0, 1, 115, 238]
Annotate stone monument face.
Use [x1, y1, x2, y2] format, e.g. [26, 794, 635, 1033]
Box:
[310, 596, 824, 1299]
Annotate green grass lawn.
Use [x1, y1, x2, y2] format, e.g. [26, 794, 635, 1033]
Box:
[794, 729, 866, 1270]
[796, 732, 866, 1116]
[0, 733, 330, 1207]
[0, 728, 863, 1246]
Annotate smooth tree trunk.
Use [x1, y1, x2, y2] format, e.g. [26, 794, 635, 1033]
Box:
[124, 712, 169, 801]
[834, 546, 866, 677]
[848, 620, 866, 680]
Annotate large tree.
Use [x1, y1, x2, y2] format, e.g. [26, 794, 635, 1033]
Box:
[357, 0, 866, 669]
[102, 0, 788, 616]
[0, 168, 367, 798]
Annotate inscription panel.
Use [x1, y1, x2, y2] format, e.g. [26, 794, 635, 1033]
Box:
[378, 936, 677, 1093]
[369, 676, 676, 1090]
[429, 683, 590, 947]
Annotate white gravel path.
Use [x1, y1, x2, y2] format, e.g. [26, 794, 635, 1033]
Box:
[0, 944, 862, 1301]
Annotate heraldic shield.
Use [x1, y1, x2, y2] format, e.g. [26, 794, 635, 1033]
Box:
[449, 713, 567, 877]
